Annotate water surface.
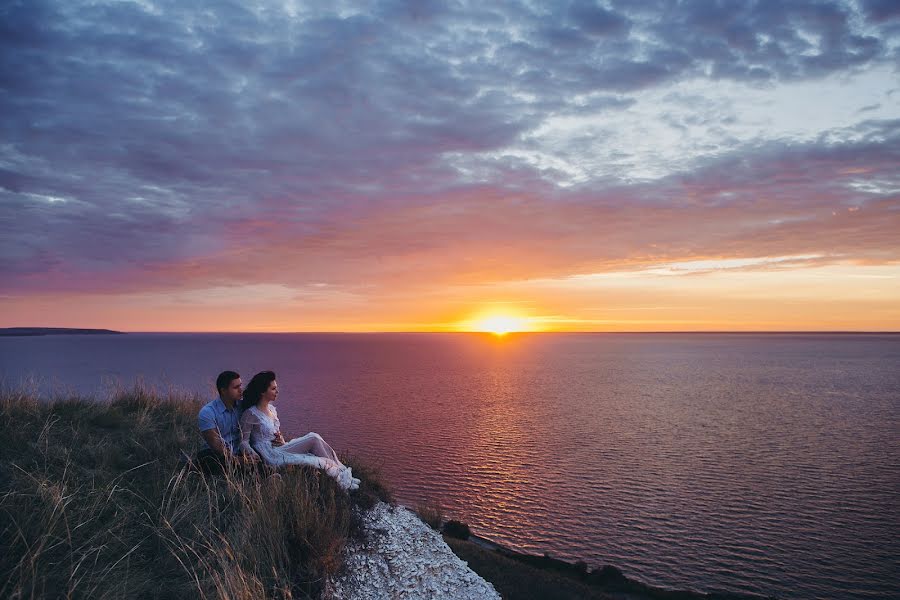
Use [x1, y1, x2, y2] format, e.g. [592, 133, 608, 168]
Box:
[2, 332, 898, 599]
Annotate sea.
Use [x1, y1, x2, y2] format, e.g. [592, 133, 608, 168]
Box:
[1, 332, 898, 599]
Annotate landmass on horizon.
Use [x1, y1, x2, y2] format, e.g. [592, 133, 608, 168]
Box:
[0, 327, 124, 337]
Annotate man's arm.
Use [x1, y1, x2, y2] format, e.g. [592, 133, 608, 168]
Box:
[198, 405, 229, 457]
[201, 428, 228, 456]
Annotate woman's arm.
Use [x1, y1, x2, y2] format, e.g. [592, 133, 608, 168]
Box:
[271, 405, 286, 446]
[238, 410, 261, 459]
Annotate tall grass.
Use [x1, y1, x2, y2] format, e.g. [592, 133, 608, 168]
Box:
[0, 387, 390, 599]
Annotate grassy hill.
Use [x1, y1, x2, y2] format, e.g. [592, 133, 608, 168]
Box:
[0, 387, 390, 599]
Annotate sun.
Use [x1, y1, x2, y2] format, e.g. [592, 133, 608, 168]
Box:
[472, 314, 528, 336]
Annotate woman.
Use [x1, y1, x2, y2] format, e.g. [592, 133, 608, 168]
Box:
[239, 371, 360, 491]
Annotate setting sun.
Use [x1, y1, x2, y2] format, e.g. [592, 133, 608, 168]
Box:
[470, 314, 530, 335]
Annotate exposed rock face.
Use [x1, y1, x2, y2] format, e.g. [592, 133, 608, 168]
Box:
[324, 503, 501, 600]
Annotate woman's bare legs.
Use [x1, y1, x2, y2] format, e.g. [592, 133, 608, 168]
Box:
[281, 432, 341, 464]
[281, 432, 359, 490]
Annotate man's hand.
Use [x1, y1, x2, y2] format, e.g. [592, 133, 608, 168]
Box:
[242, 451, 261, 463]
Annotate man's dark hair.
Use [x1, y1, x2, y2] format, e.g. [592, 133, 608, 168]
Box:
[216, 370, 240, 393]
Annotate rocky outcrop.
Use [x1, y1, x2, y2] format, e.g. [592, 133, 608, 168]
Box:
[324, 503, 500, 600]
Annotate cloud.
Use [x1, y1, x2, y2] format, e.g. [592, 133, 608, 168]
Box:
[568, 1, 631, 37]
[7, 115, 896, 300]
[860, 0, 900, 23]
[0, 0, 897, 302]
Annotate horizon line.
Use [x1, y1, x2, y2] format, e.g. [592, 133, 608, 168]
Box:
[86, 329, 900, 335]
[4, 327, 900, 335]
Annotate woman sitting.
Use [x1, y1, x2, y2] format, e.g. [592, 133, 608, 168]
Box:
[239, 370, 360, 491]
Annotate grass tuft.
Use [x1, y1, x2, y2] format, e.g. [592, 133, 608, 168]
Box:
[414, 502, 444, 531]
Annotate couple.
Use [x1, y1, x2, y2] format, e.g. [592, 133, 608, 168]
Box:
[197, 370, 360, 491]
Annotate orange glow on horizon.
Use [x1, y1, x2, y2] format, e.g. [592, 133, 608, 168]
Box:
[2, 263, 899, 332]
[459, 311, 538, 335]
[477, 315, 523, 335]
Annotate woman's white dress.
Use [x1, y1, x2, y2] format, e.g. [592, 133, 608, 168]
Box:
[239, 405, 356, 490]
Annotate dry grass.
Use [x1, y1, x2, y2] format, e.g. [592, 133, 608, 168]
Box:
[413, 502, 444, 531]
[0, 387, 391, 600]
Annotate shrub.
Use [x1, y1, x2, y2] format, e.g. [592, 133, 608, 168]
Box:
[442, 520, 471, 540]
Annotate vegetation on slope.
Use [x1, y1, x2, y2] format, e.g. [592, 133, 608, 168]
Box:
[0, 388, 390, 600]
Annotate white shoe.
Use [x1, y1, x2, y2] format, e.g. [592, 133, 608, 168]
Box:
[326, 465, 353, 490]
[340, 468, 353, 489]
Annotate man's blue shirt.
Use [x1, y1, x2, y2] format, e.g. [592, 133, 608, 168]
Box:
[198, 397, 241, 454]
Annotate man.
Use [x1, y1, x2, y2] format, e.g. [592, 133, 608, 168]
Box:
[196, 370, 258, 474]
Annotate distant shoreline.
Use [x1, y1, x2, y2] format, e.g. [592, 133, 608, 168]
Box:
[6, 329, 897, 335]
[0, 327, 125, 337]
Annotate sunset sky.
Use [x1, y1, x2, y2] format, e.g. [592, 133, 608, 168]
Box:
[2, 0, 899, 332]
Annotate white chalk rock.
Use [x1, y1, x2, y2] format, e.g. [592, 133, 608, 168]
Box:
[324, 502, 501, 600]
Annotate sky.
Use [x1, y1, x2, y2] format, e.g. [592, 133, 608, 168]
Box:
[1, 0, 899, 332]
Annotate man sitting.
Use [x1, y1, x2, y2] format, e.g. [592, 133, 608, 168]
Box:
[196, 370, 258, 474]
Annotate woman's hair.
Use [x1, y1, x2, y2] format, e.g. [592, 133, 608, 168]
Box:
[241, 370, 276, 410]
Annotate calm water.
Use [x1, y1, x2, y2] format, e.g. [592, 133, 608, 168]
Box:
[2, 333, 898, 599]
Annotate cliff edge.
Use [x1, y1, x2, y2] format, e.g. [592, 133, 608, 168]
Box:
[325, 502, 500, 599]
